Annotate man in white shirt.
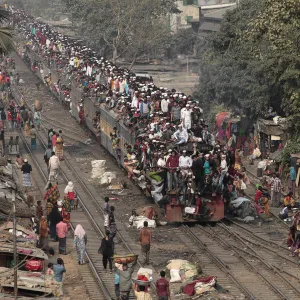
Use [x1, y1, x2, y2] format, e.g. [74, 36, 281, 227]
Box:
[219, 154, 228, 186]
[161, 97, 168, 114]
[149, 129, 155, 140]
[119, 78, 126, 93]
[181, 104, 192, 129]
[131, 91, 139, 108]
[48, 152, 60, 181]
[157, 154, 166, 169]
[173, 125, 188, 145]
[179, 150, 192, 175]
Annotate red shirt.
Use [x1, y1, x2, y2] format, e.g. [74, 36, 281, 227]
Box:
[255, 190, 263, 203]
[166, 155, 179, 172]
[156, 278, 169, 297]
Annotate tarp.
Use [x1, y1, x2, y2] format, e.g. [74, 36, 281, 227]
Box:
[215, 112, 230, 128]
[230, 197, 250, 208]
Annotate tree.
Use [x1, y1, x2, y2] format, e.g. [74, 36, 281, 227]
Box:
[0, 9, 14, 54]
[196, 0, 300, 129]
[63, 0, 177, 65]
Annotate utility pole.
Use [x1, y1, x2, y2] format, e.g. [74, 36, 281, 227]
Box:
[12, 190, 18, 299]
[187, 56, 189, 76]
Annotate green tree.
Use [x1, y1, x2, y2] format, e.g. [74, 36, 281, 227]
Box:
[62, 0, 177, 65]
[197, 0, 300, 128]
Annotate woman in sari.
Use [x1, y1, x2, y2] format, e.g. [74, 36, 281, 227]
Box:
[30, 124, 37, 150]
[64, 181, 75, 209]
[55, 134, 64, 160]
[61, 197, 71, 230]
[39, 216, 49, 252]
[44, 182, 60, 204]
[24, 120, 30, 137]
[74, 224, 87, 265]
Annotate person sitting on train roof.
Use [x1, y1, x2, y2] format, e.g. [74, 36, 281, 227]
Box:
[173, 125, 188, 145]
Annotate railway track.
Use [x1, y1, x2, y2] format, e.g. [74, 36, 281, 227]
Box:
[18, 117, 143, 299]
[13, 49, 299, 299]
[180, 224, 300, 300]
[172, 226, 249, 299]
[219, 220, 300, 281]
[9, 71, 146, 298]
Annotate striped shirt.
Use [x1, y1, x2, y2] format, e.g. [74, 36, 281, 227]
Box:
[271, 177, 281, 193]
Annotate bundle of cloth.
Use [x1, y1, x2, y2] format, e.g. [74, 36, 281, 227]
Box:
[166, 259, 198, 283]
[183, 276, 216, 296]
[229, 197, 257, 220]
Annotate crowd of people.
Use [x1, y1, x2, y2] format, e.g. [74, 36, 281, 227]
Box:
[11, 7, 262, 222]
[9, 5, 300, 299]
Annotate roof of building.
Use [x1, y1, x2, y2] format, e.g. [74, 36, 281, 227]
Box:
[0, 242, 48, 259]
[0, 222, 37, 239]
[202, 5, 236, 20]
[0, 267, 56, 295]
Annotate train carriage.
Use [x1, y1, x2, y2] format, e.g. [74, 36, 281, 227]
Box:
[18, 40, 224, 224]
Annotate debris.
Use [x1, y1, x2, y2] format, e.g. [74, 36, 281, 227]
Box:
[85, 138, 92, 145]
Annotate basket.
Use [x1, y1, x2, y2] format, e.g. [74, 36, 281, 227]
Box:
[112, 254, 138, 264]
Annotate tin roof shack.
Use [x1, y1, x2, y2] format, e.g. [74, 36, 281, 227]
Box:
[0, 267, 59, 297]
[0, 229, 46, 270]
[0, 222, 37, 241]
[255, 118, 289, 157]
[0, 230, 57, 297]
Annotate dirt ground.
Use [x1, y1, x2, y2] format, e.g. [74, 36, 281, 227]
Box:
[48, 238, 90, 300]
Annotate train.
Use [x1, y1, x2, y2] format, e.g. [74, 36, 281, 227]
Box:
[16, 33, 224, 223]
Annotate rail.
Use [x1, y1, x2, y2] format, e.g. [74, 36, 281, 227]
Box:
[11, 78, 157, 297]
[181, 225, 256, 300]
[182, 223, 300, 300]
[217, 223, 300, 296]
[17, 130, 111, 299]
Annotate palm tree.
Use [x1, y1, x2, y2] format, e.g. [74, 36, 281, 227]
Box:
[0, 8, 14, 54]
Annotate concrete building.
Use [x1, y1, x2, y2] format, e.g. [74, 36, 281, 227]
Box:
[170, 0, 237, 33]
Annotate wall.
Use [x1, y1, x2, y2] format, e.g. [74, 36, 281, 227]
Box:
[170, 1, 200, 32]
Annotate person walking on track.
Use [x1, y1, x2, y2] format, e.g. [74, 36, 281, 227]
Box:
[139, 221, 152, 265]
[48, 151, 60, 181]
[98, 231, 114, 273]
[21, 159, 32, 190]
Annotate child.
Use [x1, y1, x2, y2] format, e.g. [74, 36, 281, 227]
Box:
[46, 263, 54, 280]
